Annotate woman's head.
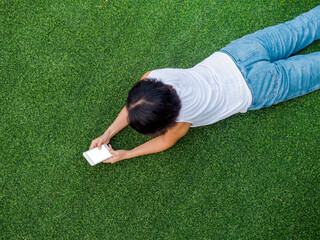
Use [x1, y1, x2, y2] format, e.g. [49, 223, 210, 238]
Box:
[126, 78, 181, 137]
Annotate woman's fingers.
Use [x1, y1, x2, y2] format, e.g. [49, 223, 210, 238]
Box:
[89, 139, 98, 150]
[97, 139, 103, 150]
[108, 144, 114, 153]
[103, 145, 127, 164]
[103, 156, 116, 164]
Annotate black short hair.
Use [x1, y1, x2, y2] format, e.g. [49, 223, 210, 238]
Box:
[126, 78, 181, 136]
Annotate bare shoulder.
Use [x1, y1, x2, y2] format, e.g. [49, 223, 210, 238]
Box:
[165, 122, 191, 140]
[140, 71, 152, 80]
[161, 122, 191, 146]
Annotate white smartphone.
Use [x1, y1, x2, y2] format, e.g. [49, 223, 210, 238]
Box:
[83, 144, 113, 166]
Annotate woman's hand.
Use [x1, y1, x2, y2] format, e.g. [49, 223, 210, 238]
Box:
[103, 145, 128, 164]
[89, 133, 111, 150]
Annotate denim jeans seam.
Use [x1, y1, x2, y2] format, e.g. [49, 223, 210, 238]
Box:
[270, 70, 278, 97]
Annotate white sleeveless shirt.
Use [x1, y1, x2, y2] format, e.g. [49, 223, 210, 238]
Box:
[148, 52, 252, 127]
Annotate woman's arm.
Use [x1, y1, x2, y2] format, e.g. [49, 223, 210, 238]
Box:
[90, 106, 129, 149]
[103, 122, 191, 163]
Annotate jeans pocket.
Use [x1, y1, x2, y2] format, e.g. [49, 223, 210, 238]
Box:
[247, 70, 279, 110]
[221, 39, 260, 64]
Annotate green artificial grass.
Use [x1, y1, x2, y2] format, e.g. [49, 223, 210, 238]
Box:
[1, 0, 320, 239]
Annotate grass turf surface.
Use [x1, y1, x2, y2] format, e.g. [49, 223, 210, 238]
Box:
[1, 0, 320, 238]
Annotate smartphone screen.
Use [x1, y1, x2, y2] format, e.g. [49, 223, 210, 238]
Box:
[85, 145, 113, 164]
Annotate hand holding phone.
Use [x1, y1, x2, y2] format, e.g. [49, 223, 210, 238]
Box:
[83, 144, 113, 166]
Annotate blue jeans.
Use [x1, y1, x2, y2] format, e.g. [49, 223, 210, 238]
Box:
[220, 6, 320, 110]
